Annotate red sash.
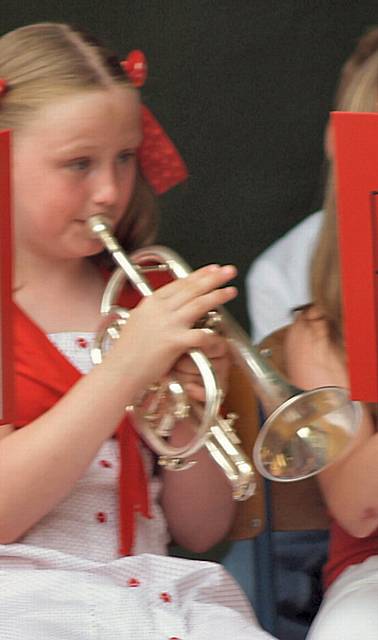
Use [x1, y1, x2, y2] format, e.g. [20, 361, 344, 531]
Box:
[13, 270, 170, 555]
[324, 519, 378, 589]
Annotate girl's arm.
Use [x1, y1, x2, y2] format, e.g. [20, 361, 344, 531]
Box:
[160, 417, 236, 553]
[0, 353, 147, 543]
[0, 265, 237, 543]
[160, 332, 237, 552]
[285, 309, 378, 538]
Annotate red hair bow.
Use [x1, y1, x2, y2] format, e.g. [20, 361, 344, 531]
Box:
[0, 79, 8, 96]
[121, 50, 188, 195]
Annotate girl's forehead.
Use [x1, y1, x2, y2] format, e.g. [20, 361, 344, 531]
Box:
[17, 86, 142, 146]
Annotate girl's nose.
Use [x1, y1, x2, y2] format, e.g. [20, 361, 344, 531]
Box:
[92, 168, 119, 207]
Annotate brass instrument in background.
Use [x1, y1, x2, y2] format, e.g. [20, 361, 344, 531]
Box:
[88, 215, 362, 499]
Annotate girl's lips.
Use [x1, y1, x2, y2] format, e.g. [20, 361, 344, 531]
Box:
[77, 215, 116, 225]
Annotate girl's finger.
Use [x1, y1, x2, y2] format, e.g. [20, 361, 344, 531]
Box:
[184, 382, 207, 403]
[175, 338, 228, 374]
[155, 264, 237, 309]
[176, 286, 238, 326]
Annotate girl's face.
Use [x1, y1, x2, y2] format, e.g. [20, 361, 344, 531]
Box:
[12, 85, 142, 261]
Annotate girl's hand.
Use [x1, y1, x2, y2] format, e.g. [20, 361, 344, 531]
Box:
[173, 332, 231, 403]
[108, 264, 237, 398]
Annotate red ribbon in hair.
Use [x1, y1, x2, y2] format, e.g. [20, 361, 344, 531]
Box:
[121, 50, 188, 195]
[0, 79, 8, 96]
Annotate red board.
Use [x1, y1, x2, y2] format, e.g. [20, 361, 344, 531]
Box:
[332, 111, 378, 402]
[0, 130, 14, 424]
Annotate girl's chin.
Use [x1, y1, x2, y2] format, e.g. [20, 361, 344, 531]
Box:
[65, 238, 104, 260]
[72, 224, 105, 253]
[83, 240, 105, 257]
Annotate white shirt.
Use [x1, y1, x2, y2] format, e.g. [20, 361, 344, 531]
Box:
[246, 211, 323, 342]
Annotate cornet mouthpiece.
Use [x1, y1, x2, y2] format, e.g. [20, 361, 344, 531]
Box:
[87, 214, 112, 236]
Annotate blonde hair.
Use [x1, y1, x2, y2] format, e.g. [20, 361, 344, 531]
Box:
[310, 27, 378, 346]
[0, 22, 158, 256]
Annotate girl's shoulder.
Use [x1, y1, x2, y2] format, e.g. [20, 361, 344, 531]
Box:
[283, 305, 349, 390]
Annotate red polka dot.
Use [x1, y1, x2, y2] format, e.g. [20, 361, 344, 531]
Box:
[127, 577, 141, 587]
[99, 459, 112, 468]
[96, 512, 107, 523]
[76, 337, 88, 348]
[160, 592, 172, 603]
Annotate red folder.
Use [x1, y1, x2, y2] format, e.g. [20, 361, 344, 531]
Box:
[332, 111, 378, 401]
[0, 130, 13, 424]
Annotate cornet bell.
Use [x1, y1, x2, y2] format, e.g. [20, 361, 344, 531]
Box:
[220, 316, 362, 482]
[252, 384, 361, 481]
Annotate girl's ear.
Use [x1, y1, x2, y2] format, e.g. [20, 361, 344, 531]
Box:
[324, 119, 334, 160]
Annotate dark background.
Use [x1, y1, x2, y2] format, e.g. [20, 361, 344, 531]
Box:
[2, 4, 377, 638]
[2, 1, 377, 329]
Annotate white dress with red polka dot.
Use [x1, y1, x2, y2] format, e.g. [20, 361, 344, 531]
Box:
[0, 332, 275, 639]
[14, 331, 170, 560]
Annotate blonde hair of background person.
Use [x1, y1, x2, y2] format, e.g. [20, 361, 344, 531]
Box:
[246, 28, 378, 345]
[0, 22, 276, 640]
[311, 28, 378, 345]
[284, 26, 378, 640]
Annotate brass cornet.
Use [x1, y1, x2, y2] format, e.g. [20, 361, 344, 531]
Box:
[88, 215, 255, 501]
[88, 215, 362, 499]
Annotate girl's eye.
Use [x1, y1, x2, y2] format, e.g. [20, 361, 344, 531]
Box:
[118, 150, 136, 164]
[67, 157, 90, 171]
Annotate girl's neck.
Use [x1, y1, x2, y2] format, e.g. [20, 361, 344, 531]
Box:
[15, 247, 89, 284]
[14, 254, 105, 333]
